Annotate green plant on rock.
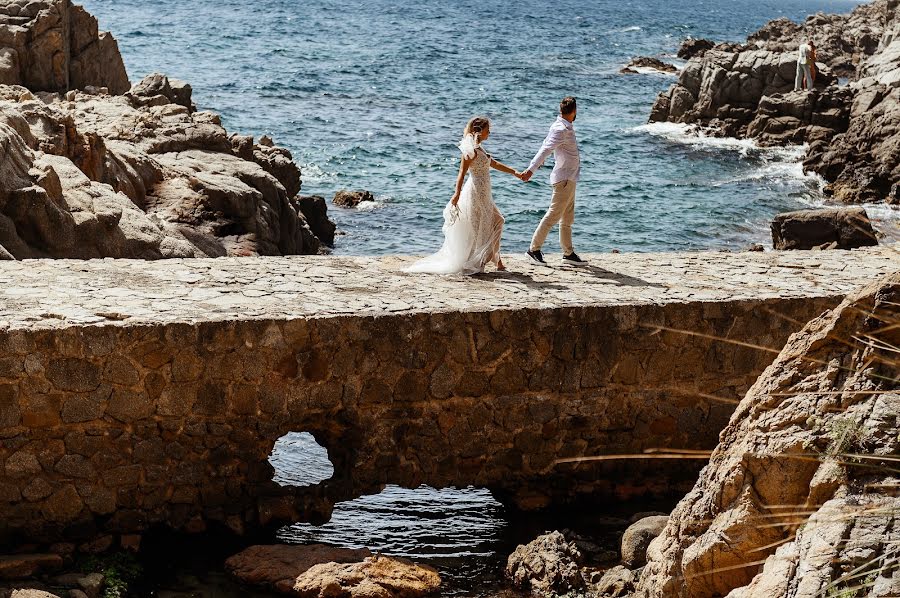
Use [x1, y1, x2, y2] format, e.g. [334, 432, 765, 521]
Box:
[824, 417, 866, 457]
[77, 551, 143, 598]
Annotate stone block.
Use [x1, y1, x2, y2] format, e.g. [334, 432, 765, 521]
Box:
[46, 359, 101, 393]
[107, 389, 153, 422]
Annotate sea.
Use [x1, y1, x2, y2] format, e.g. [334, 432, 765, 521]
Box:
[78, 0, 894, 594]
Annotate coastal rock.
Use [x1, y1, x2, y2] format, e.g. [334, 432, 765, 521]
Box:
[0, 2, 333, 258]
[505, 531, 586, 595]
[636, 272, 900, 597]
[225, 544, 372, 593]
[594, 565, 636, 597]
[746, 87, 852, 146]
[0, 0, 129, 94]
[292, 555, 441, 598]
[620, 57, 678, 74]
[652, 1, 900, 205]
[128, 73, 194, 112]
[298, 195, 337, 247]
[621, 515, 668, 568]
[746, 0, 887, 79]
[333, 190, 375, 208]
[677, 38, 715, 60]
[771, 207, 879, 250]
[649, 49, 835, 137]
[802, 2, 900, 204]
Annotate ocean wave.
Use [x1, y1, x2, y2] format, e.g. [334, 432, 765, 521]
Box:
[354, 199, 385, 211]
[606, 25, 643, 34]
[634, 122, 807, 160]
[628, 65, 681, 76]
[300, 163, 338, 183]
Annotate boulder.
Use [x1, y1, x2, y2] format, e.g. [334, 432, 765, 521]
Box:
[333, 190, 375, 208]
[505, 531, 585, 595]
[677, 38, 715, 60]
[770, 207, 878, 250]
[621, 515, 669, 568]
[620, 57, 678, 74]
[292, 555, 441, 598]
[298, 195, 337, 247]
[637, 273, 900, 597]
[594, 565, 636, 597]
[225, 544, 372, 594]
[10, 591, 62, 598]
[128, 73, 193, 112]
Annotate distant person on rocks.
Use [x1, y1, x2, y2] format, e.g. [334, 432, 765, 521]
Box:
[405, 117, 526, 275]
[795, 39, 816, 91]
[521, 97, 587, 266]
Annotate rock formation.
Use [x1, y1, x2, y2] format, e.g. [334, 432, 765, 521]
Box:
[333, 190, 375, 209]
[771, 207, 879, 250]
[0, 0, 334, 259]
[0, 0, 129, 94]
[650, 0, 900, 206]
[637, 272, 900, 597]
[677, 38, 715, 60]
[620, 57, 678, 74]
[747, 0, 888, 79]
[293, 555, 441, 598]
[648, 49, 836, 138]
[225, 544, 373, 594]
[505, 531, 586, 595]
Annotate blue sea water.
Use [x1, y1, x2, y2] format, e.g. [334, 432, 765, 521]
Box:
[81, 0, 899, 258]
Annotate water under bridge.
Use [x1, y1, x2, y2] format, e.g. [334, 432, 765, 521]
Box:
[0, 248, 895, 545]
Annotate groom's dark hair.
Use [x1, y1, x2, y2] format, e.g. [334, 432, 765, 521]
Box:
[560, 97, 577, 115]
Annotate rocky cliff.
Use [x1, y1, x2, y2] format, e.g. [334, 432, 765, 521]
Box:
[650, 0, 900, 206]
[0, 0, 331, 259]
[636, 273, 900, 597]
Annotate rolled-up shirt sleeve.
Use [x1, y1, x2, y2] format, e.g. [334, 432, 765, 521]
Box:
[527, 126, 563, 173]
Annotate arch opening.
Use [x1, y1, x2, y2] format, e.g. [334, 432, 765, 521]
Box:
[268, 431, 335, 488]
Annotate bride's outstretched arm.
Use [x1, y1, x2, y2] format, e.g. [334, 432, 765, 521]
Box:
[451, 155, 473, 206]
[489, 157, 523, 179]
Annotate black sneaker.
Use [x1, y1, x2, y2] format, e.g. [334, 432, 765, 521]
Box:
[526, 249, 546, 264]
[562, 252, 588, 265]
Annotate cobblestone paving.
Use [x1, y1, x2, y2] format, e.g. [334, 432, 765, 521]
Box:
[0, 248, 896, 330]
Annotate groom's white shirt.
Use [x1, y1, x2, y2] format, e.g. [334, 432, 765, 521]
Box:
[527, 115, 581, 185]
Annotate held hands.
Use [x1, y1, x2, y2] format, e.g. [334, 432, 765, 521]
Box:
[517, 170, 533, 182]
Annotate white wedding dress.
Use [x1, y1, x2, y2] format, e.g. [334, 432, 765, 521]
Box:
[406, 140, 505, 275]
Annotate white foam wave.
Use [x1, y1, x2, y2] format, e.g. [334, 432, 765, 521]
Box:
[355, 199, 385, 211]
[300, 163, 338, 183]
[635, 122, 760, 155]
[602, 25, 642, 35]
[629, 65, 680, 76]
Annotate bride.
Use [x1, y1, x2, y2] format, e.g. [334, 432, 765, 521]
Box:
[406, 117, 524, 275]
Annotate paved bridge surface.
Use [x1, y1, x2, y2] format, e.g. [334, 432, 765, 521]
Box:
[0, 248, 895, 546]
[0, 249, 896, 328]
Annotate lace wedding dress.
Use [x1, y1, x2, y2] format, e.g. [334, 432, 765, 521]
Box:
[406, 142, 505, 275]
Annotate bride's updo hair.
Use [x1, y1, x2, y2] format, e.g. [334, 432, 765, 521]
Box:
[463, 116, 491, 142]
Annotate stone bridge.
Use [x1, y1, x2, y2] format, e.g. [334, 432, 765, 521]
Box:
[0, 249, 896, 547]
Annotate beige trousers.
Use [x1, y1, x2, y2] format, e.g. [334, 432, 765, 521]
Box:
[530, 180, 576, 255]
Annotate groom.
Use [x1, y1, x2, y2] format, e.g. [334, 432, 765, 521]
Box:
[521, 97, 586, 265]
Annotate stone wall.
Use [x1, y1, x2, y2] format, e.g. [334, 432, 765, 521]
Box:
[0, 295, 840, 547]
